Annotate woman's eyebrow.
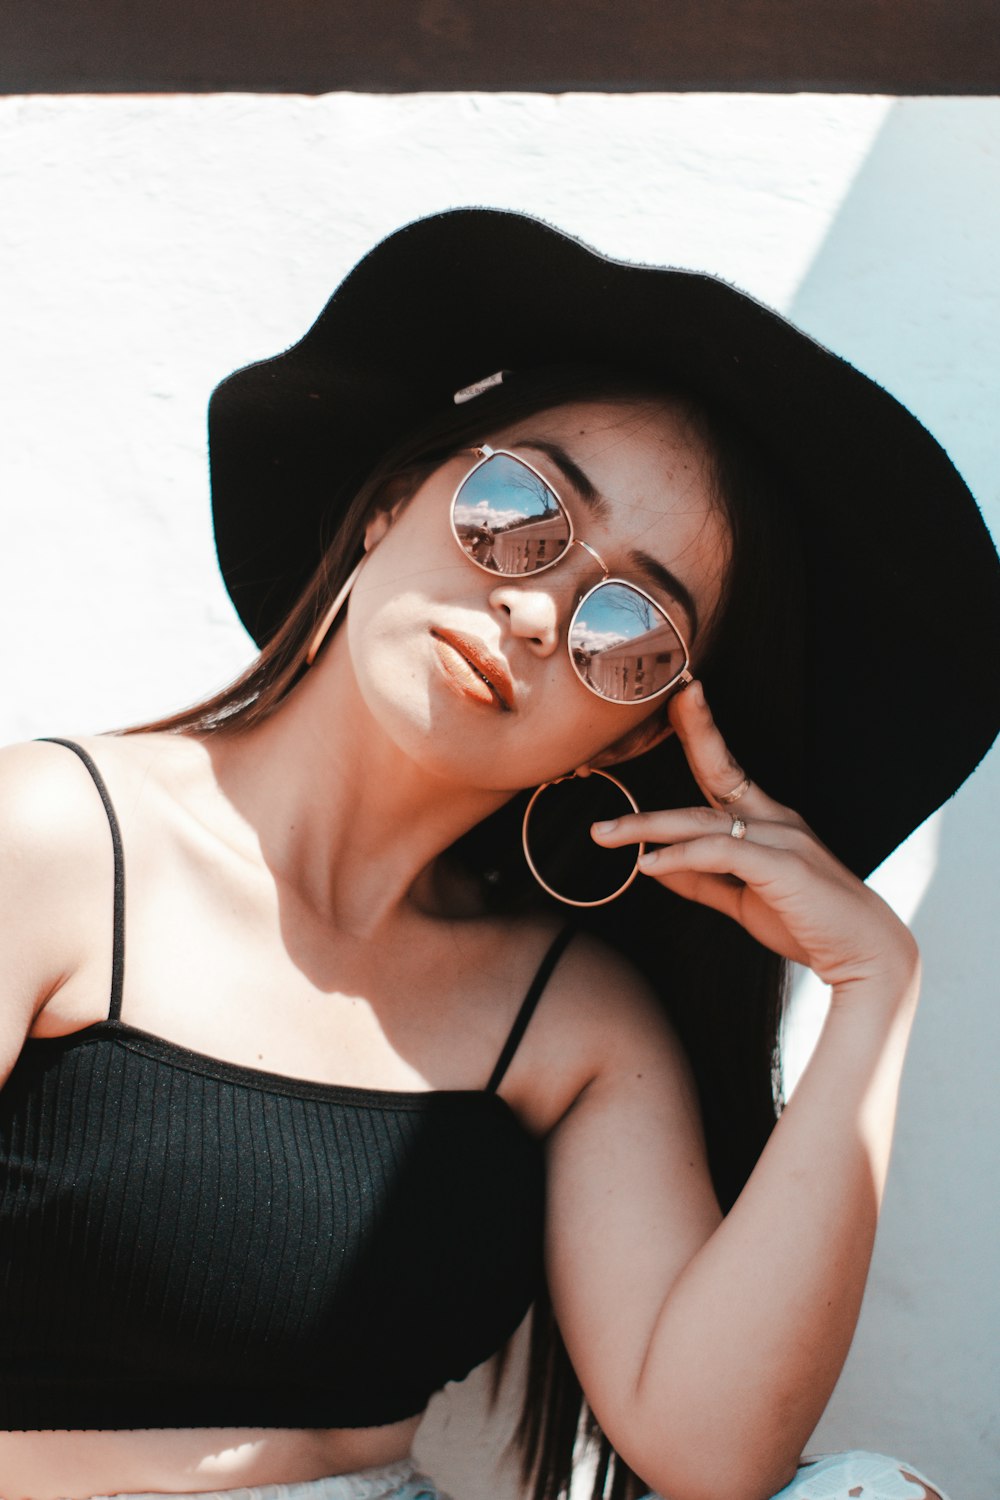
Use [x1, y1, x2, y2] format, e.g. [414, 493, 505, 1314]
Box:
[629, 549, 699, 640]
[516, 440, 611, 520]
[517, 438, 699, 640]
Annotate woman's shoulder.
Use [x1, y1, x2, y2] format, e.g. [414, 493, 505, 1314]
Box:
[0, 733, 202, 1061]
[492, 914, 690, 1129]
[0, 740, 120, 1067]
[0, 733, 186, 941]
[0, 731, 161, 826]
[0, 738, 113, 860]
[2, 730, 201, 815]
[551, 925, 685, 1060]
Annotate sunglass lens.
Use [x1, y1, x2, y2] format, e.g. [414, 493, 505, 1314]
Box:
[452, 453, 571, 575]
[569, 582, 686, 702]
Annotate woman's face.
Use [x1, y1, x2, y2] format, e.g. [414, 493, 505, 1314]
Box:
[344, 398, 730, 793]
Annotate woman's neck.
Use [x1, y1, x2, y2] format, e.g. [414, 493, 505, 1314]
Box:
[194, 643, 511, 940]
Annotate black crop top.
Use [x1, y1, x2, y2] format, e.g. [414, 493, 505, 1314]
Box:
[0, 740, 571, 1430]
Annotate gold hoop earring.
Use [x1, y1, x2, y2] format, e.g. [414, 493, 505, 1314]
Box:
[521, 768, 644, 908]
[306, 559, 364, 666]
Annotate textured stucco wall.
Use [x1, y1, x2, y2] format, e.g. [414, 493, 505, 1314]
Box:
[1, 93, 997, 1499]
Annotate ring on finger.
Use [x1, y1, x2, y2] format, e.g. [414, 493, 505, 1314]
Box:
[729, 815, 748, 840]
[719, 775, 752, 806]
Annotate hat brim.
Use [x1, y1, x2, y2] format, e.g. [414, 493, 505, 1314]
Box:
[209, 208, 1000, 878]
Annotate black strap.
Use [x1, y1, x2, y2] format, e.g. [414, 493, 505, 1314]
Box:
[37, 738, 126, 1023]
[485, 927, 575, 1094]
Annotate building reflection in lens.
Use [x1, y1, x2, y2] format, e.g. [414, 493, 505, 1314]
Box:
[572, 585, 682, 700]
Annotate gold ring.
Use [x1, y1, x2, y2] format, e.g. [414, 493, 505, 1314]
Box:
[729, 816, 748, 840]
[719, 775, 751, 806]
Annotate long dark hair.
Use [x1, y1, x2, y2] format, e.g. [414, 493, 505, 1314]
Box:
[128, 366, 806, 1500]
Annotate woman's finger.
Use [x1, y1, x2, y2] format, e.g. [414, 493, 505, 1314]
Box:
[634, 831, 782, 880]
[649, 865, 746, 918]
[667, 680, 793, 820]
[591, 804, 802, 851]
[634, 833, 828, 966]
[651, 864, 815, 967]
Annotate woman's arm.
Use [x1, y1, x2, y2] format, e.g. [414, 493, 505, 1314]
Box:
[546, 683, 921, 1500]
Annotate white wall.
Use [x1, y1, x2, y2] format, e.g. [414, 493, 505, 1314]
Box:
[1, 93, 997, 1499]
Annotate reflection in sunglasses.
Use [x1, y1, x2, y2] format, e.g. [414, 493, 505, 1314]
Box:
[453, 453, 571, 574]
[571, 585, 683, 701]
[451, 447, 691, 704]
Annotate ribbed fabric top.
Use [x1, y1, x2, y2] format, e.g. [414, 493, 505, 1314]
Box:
[0, 741, 570, 1430]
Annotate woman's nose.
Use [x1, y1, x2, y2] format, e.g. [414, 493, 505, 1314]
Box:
[488, 580, 563, 656]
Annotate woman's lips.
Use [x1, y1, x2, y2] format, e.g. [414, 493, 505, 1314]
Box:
[430, 629, 515, 711]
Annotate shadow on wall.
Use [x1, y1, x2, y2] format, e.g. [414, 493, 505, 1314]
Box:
[788, 98, 1000, 1496]
[790, 97, 1000, 516]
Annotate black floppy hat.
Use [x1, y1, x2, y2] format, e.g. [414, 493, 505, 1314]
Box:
[209, 207, 1000, 880]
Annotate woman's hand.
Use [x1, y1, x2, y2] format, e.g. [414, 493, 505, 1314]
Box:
[591, 680, 917, 993]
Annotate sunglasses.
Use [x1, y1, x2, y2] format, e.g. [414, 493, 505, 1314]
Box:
[450, 446, 693, 705]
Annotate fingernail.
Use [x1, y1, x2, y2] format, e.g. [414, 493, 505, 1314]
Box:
[592, 819, 617, 835]
[637, 850, 658, 868]
[691, 680, 705, 708]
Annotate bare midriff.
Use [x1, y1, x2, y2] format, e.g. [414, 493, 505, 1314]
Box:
[0, 1418, 424, 1500]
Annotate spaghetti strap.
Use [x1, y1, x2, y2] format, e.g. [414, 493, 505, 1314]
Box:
[36, 738, 126, 1023]
[485, 927, 575, 1094]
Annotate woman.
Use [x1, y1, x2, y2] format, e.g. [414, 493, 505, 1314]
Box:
[1, 209, 998, 1500]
